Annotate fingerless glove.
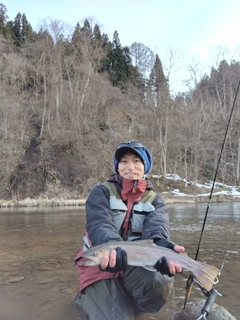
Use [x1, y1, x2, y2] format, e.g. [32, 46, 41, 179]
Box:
[154, 256, 173, 277]
[154, 238, 175, 250]
[99, 247, 128, 273]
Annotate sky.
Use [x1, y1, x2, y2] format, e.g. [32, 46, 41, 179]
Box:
[3, 0, 240, 93]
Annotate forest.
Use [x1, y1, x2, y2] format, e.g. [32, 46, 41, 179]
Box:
[1, 3, 240, 200]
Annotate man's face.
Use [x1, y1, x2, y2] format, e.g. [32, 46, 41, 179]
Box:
[118, 152, 144, 180]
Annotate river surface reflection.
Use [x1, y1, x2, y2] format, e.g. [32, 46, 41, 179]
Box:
[0, 202, 239, 320]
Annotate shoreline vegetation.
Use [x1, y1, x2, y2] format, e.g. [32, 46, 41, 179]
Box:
[2, 175, 239, 208]
[1, 7, 240, 216]
[1, 193, 239, 208]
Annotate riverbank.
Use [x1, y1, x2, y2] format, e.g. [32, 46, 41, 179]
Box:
[1, 192, 240, 208]
[0, 197, 86, 208]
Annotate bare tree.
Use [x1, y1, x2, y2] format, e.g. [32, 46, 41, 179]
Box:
[129, 42, 155, 78]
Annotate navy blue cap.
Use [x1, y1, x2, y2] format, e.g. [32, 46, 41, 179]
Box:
[114, 141, 152, 174]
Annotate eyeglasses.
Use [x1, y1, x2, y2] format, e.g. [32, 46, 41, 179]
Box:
[116, 141, 143, 150]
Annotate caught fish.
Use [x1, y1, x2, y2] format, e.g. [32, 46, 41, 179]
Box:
[81, 240, 220, 292]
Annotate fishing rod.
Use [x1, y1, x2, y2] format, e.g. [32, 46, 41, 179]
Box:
[183, 78, 240, 311]
[195, 288, 221, 320]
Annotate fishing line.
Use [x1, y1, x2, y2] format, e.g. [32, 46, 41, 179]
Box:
[194, 78, 240, 262]
[183, 78, 240, 309]
[219, 222, 238, 274]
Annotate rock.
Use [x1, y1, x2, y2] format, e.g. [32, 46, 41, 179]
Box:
[173, 299, 237, 320]
[7, 276, 25, 283]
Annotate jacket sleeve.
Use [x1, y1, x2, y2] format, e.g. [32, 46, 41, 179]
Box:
[142, 194, 170, 240]
[85, 183, 122, 246]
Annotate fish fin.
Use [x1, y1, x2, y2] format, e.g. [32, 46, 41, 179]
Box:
[196, 263, 220, 292]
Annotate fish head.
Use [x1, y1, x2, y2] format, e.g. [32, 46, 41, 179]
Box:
[81, 247, 111, 266]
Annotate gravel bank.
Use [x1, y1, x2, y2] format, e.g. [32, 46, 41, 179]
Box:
[1, 192, 239, 208]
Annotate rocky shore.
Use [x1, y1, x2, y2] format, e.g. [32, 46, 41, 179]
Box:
[0, 197, 86, 208]
[0, 192, 240, 208]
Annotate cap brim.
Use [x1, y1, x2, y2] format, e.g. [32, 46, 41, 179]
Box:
[115, 147, 142, 162]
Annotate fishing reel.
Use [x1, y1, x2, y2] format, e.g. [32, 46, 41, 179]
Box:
[193, 277, 220, 298]
[193, 280, 222, 320]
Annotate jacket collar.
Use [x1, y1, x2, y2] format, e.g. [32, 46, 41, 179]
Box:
[121, 178, 147, 201]
[107, 173, 153, 190]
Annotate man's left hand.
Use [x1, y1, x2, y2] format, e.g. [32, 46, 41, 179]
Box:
[154, 241, 185, 276]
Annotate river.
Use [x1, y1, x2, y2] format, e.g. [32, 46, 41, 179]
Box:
[0, 202, 239, 320]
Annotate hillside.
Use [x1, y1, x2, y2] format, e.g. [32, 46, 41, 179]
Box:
[1, 6, 240, 201]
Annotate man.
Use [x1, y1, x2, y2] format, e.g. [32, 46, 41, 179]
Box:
[74, 141, 185, 319]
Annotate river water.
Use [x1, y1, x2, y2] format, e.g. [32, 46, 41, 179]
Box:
[0, 202, 239, 320]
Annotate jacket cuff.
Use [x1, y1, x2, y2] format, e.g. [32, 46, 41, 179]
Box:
[154, 238, 175, 250]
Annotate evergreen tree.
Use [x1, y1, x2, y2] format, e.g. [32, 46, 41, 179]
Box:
[108, 30, 133, 89]
[21, 13, 34, 42]
[99, 31, 142, 91]
[129, 64, 145, 99]
[81, 19, 92, 37]
[101, 33, 111, 49]
[12, 12, 22, 46]
[70, 22, 84, 62]
[36, 27, 54, 44]
[93, 24, 102, 41]
[98, 32, 112, 73]
[112, 30, 121, 48]
[71, 22, 82, 50]
[149, 54, 170, 102]
[148, 54, 171, 178]
[11, 12, 34, 46]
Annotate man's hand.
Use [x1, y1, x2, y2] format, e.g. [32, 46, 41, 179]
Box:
[154, 239, 185, 276]
[99, 247, 127, 273]
[169, 244, 185, 274]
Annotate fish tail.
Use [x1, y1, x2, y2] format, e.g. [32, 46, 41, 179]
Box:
[196, 263, 220, 292]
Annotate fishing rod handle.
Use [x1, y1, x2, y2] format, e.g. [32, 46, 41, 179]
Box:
[201, 288, 219, 315]
[196, 313, 207, 320]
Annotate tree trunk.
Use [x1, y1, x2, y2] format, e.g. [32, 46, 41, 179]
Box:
[237, 135, 240, 185]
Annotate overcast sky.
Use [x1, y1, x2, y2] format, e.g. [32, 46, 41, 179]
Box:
[3, 0, 240, 93]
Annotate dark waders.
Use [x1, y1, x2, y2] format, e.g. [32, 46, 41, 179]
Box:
[74, 266, 173, 320]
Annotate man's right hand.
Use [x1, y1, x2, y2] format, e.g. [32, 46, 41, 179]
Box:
[99, 247, 128, 273]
